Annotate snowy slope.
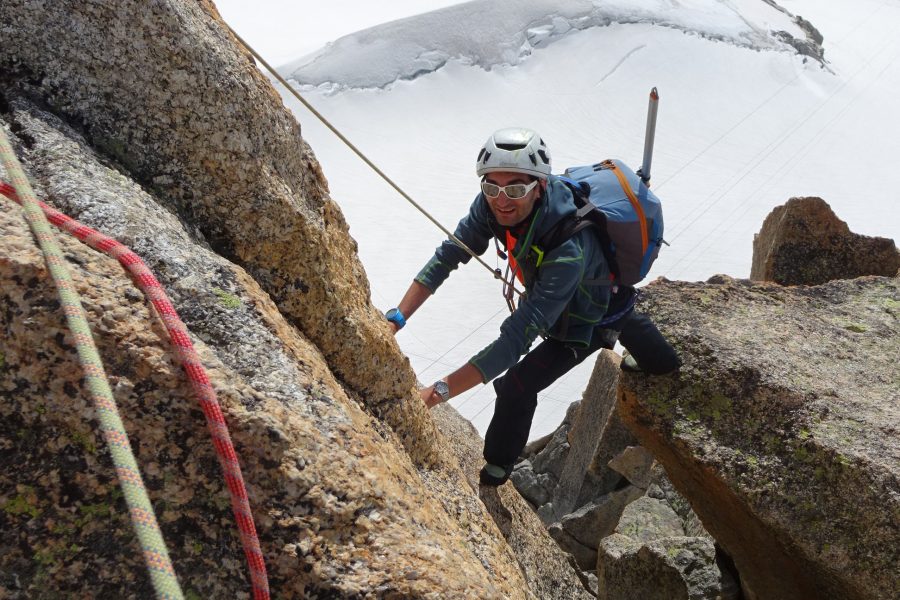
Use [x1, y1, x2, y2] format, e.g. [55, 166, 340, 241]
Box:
[282, 0, 811, 89]
[256, 0, 900, 440]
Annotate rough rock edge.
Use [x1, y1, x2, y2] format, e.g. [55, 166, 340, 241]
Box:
[0, 105, 535, 598]
[0, 0, 436, 468]
[618, 275, 900, 600]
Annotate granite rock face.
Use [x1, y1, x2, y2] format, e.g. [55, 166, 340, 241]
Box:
[750, 197, 900, 285]
[0, 0, 419, 434]
[0, 106, 536, 599]
[619, 275, 900, 600]
[0, 1, 588, 597]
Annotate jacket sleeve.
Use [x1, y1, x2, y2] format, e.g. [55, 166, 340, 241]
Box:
[414, 195, 494, 293]
[468, 234, 589, 382]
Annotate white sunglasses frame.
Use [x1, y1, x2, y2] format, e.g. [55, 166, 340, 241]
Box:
[481, 179, 539, 200]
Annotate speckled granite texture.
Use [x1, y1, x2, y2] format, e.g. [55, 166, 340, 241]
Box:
[619, 274, 900, 600]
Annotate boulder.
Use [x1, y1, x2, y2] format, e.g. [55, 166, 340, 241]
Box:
[0, 2, 592, 597]
[607, 446, 655, 489]
[750, 197, 900, 285]
[547, 523, 599, 572]
[619, 275, 900, 600]
[613, 497, 684, 542]
[596, 495, 725, 600]
[509, 460, 555, 508]
[559, 486, 644, 550]
[0, 106, 531, 599]
[597, 534, 721, 600]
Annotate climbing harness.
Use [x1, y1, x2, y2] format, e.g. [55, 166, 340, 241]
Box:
[598, 289, 640, 326]
[493, 233, 523, 313]
[0, 130, 185, 600]
[0, 138, 269, 597]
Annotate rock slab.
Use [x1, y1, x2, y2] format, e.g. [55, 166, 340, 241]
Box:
[751, 196, 900, 285]
[619, 275, 900, 600]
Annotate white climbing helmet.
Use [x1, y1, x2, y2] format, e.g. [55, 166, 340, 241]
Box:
[476, 127, 551, 179]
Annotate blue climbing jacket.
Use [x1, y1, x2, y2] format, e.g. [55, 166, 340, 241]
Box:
[415, 177, 611, 383]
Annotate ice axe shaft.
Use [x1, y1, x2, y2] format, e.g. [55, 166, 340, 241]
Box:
[639, 87, 659, 185]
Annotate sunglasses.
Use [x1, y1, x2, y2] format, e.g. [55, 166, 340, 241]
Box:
[481, 179, 538, 200]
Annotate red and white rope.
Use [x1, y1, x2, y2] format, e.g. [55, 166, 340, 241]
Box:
[1, 182, 270, 599]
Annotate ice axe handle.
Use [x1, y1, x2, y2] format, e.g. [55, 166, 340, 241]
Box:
[639, 87, 659, 186]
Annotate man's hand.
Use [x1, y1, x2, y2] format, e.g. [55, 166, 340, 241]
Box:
[418, 365, 482, 409]
[387, 282, 432, 337]
[419, 385, 444, 408]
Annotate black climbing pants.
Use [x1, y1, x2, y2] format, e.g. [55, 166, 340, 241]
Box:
[483, 288, 680, 468]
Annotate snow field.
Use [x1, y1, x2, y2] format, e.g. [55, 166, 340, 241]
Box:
[262, 1, 900, 439]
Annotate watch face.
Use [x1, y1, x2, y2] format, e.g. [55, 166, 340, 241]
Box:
[434, 380, 450, 401]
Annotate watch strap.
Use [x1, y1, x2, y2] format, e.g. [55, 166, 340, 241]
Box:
[385, 307, 406, 329]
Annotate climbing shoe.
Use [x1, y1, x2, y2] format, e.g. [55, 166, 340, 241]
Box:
[621, 351, 642, 373]
[479, 463, 514, 486]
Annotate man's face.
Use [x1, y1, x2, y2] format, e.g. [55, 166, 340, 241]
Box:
[482, 171, 544, 227]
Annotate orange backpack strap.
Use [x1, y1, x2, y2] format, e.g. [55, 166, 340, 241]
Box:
[602, 159, 648, 253]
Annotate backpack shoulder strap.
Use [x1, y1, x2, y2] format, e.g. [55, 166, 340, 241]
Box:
[536, 177, 593, 249]
[527, 180, 615, 285]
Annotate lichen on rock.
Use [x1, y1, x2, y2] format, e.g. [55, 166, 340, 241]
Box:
[618, 274, 900, 600]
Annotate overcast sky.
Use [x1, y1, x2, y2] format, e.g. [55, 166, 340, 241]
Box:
[214, 0, 464, 66]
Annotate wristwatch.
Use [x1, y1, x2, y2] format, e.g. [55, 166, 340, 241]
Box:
[385, 307, 406, 330]
[433, 380, 450, 403]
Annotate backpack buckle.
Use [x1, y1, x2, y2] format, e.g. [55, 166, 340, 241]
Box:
[529, 244, 545, 268]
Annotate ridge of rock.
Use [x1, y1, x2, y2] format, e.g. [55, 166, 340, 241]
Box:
[751, 196, 900, 285]
[618, 275, 899, 600]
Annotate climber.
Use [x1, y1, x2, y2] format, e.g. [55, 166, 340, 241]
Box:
[385, 127, 680, 486]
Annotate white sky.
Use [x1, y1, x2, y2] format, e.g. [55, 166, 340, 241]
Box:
[214, 0, 464, 65]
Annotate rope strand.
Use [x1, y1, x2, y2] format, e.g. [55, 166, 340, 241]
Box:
[1, 128, 185, 600]
[0, 177, 270, 597]
[223, 22, 517, 296]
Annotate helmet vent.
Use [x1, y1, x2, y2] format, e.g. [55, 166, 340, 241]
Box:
[497, 143, 527, 151]
[528, 153, 537, 166]
[537, 149, 549, 164]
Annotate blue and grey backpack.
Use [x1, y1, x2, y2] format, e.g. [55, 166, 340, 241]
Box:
[549, 159, 665, 286]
